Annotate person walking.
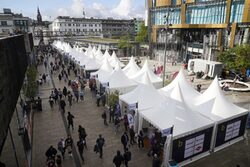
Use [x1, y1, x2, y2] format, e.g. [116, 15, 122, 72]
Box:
[129, 126, 135, 145]
[63, 86, 68, 97]
[45, 145, 57, 160]
[101, 94, 106, 106]
[68, 92, 73, 107]
[49, 96, 54, 109]
[138, 130, 144, 148]
[65, 135, 73, 157]
[123, 112, 129, 131]
[59, 98, 66, 113]
[57, 138, 65, 159]
[78, 125, 87, 149]
[67, 112, 75, 130]
[77, 138, 85, 162]
[123, 148, 132, 167]
[96, 134, 105, 158]
[113, 150, 124, 167]
[96, 92, 101, 107]
[102, 109, 108, 126]
[114, 116, 120, 134]
[121, 132, 129, 151]
[152, 154, 161, 167]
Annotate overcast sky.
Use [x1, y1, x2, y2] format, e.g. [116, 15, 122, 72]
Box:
[1, 0, 146, 21]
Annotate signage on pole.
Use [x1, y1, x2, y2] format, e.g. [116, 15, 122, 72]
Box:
[128, 102, 138, 111]
[162, 126, 173, 137]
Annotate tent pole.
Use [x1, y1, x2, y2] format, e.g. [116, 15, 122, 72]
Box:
[210, 123, 218, 152]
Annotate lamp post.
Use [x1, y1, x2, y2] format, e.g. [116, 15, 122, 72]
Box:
[162, 8, 174, 87]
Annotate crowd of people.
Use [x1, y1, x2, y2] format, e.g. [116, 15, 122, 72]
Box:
[36, 44, 163, 167]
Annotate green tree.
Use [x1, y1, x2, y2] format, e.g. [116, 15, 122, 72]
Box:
[218, 44, 250, 71]
[25, 65, 38, 98]
[135, 23, 148, 44]
[118, 35, 132, 57]
[108, 90, 119, 108]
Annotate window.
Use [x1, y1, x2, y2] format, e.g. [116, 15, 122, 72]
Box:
[68, 23, 71, 26]
[1, 21, 7, 26]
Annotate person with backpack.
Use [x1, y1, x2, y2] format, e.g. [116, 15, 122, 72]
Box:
[57, 138, 65, 159]
[123, 148, 132, 167]
[45, 146, 57, 160]
[113, 150, 124, 167]
[96, 134, 105, 158]
[65, 135, 73, 157]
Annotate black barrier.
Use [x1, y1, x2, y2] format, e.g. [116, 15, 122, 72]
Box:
[215, 114, 248, 147]
[172, 127, 213, 163]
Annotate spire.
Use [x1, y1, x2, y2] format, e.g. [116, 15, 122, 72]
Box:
[37, 6, 43, 25]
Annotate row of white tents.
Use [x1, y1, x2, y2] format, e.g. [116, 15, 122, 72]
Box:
[52, 41, 248, 166]
[119, 69, 248, 166]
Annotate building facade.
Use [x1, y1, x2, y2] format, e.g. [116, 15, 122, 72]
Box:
[147, 0, 250, 62]
[0, 8, 30, 35]
[134, 18, 144, 35]
[51, 16, 135, 37]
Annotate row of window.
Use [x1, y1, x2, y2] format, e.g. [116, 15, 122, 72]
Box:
[53, 23, 101, 27]
[151, 0, 245, 25]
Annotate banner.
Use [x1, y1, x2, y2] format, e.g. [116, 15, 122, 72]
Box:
[162, 126, 173, 137]
[127, 113, 134, 126]
[128, 102, 138, 111]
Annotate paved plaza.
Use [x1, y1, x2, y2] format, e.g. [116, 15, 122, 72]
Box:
[31, 58, 250, 167]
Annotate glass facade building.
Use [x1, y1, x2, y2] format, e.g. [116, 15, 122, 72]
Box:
[148, 0, 250, 62]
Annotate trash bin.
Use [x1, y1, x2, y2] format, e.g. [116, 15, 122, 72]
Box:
[168, 160, 178, 167]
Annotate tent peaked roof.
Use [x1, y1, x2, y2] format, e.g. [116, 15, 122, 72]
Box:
[108, 68, 136, 89]
[159, 68, 199, 99]
[100, 58, 113, 72]
[119, 78, 165, 110]
[103, 50, 111, 60]
[91, 58, 113, 78]
[110, 53, 125, 68]
[140, 73, 153, 86]
[140, 98, 213, 138]
[193, 77, 248, 122]
[170, 83, 184, 103]
[123, 56, 140, 72]
[92, 46, 97, 54]
[132, 59, 162, 83]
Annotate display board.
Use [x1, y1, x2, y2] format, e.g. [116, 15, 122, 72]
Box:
[172, 127, 213, 163]
[215, 114, 248, 147]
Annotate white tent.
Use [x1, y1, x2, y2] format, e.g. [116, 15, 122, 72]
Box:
[105, 68, 137, 94]
[123, 56, 140, 78]
[92, 45, 97, 54]
[119, 73, 165, 111]
[140, 84, 214, 166]
[95, 49, 104, 62]
[90, 58, 113, 80]
[131, 60, 162, 88]
[159, 68, 200, 100]
[109, 51, 125, 68]
[103, 49, 111, 60]
[191, 77, 249, 151]
[82, 57, 101, 71]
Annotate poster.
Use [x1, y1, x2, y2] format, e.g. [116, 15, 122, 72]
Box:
[184, 134, 205, 158]
[162, 126, 173, 137]
[224, 120, 241, 141]
[128, 103, 137, 111]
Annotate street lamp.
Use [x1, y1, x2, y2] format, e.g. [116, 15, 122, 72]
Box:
[162, 8, 174, 87]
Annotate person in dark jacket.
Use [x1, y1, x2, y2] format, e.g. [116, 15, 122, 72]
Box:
[67, 112, 75, 130]
[129, 127, 135, 145]
[96, 134, 105, 158]
[77, 138, 84, 162]
[113, 150, 124, 167]
[123, 148, 131, 167]
[45, 145, 57, 160]
[121, 132, 129, 151]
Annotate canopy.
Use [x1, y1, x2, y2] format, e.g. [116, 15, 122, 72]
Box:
[82, 57, 101, 71]
[103, 49, 111, 60]
[159, 68, 199, 101]
[106, 68, 137, 93]
[123, 56, 140, 78]
[140, 84, 214, 138]
[132, 60, 162, 88]
[192, 77, 248, 122]
[109, 51, 125, 68]
[91, 58, 113, 79]
[119, 73, 165, 110]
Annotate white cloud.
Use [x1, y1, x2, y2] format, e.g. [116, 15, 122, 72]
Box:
[41, 0, 145, 20]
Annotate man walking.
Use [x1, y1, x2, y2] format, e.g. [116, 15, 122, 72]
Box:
[102, 110, 108, 126]
[121, 132, 129, 151]
[57, 138, 65, 159]
[96, 134, 105, 158]
[113, 150, 124, 167]
[123, 148, 132, 167]
[129, 127, 135, 145]
[77, 138, 85, 162]
[67, 112, 75, 130]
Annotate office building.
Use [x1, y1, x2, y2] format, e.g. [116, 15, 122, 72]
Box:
[147, 0, 250, 62]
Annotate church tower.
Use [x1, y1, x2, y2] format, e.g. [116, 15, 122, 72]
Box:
[37, 7, 43, 25]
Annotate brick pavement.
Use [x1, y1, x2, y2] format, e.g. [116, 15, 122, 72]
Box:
[32, 62, 152, 167]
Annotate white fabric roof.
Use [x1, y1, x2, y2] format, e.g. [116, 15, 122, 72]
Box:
[103, 50, 111, 60]
[192, 77, 248, 122]
[123, 56, 141, 78]
[119, 73, 165, 110]
[91, 58, 113, 78]
[159, 68, 199, 100]
[106, 68, 137, 89]
[132, 60, 162, 84]
[109, 51, 125, 68]
[82, 57, 101, 71]
[140, 84, 213, 138]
